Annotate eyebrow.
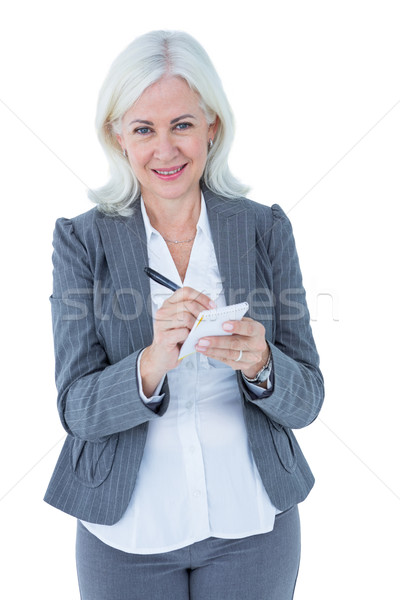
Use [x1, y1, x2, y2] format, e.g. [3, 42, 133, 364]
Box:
[170, 114, 196, 125]
[128, 114, 197, 127]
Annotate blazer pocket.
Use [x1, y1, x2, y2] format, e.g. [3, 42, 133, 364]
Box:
[70, 435, 119, 488]
[267, 419, 297, 473]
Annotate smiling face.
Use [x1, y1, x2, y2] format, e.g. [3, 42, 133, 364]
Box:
[116, 77, 218, 208]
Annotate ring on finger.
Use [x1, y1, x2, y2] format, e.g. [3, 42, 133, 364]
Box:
[234, 349, 243, 362]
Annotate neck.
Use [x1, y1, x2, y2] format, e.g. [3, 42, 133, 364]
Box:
[142, 189, 202, 234]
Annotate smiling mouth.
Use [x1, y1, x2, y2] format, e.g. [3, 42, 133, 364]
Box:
[153, 164, 187, 175]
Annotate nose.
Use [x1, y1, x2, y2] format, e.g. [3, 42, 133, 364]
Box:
[153, 132, 179, 162]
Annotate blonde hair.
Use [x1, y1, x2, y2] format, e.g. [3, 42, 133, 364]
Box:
[89, 30, 249, 216]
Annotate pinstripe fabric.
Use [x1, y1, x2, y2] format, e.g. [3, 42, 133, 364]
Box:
[44, 185, 324, 524]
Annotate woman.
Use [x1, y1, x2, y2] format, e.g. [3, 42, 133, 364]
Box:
[45, 30, 324, 600]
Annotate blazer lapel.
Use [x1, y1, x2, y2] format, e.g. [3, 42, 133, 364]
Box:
[203, 187, 256, 306]
[96, 208, 153, 350]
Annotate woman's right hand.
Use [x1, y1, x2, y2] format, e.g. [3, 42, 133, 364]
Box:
[140, 287, 216, 397]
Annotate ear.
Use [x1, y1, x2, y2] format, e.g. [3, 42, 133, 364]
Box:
[115, 133, 124, 149]
[208, 115, 220, 141]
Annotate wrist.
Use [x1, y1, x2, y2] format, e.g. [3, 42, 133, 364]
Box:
[241, 345, 272, 385]
[140, 346, 167, 398]
[242, 344, 270, 380]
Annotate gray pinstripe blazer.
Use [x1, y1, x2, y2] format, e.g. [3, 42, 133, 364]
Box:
[44, 186, 324, 525]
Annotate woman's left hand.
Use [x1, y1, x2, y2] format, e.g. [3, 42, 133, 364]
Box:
[195, 317, 270, 379]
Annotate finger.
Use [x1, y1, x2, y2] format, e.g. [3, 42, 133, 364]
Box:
[161, 297, 213, 321]
[195, 345, 250, 367]
[155, 301, 203, 326]
[196, 335, 265, 364]
[196, 336, 257, 356]
[182, 299, 214, 319]
[168, 287, 216, 311]
[196, 333, 258, 352]
[156, 327, 192, 348]
[221, 317, 261, 337]
[196, 334, 240, 351]
[154, 307, 197, 331]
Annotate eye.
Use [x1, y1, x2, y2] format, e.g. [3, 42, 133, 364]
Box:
[175, 122, 192, 131]
[134, 127, 152, 135]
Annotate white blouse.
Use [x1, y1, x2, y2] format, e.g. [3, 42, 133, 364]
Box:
[82, 195, 278, 554]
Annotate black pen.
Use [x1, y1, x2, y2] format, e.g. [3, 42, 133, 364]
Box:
[144, 267, 181, 292]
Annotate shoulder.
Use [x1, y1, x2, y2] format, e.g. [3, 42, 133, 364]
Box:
[55, 200, 142, 236]
[203, 185, 287, 219]
[55, 206, 102, 237]
[203, 186, 291, 238]
[53, 204, 131, 249]
[239, 196, 287, 221]
[52, 207, 98, 259]
[237, 197, 294, 245]
[236, 196, 290, 229]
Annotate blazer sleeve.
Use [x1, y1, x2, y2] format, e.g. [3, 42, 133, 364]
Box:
[50, 217, 169, 443]
[239, 204, 324, 429]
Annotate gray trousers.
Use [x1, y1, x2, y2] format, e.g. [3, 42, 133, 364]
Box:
[76, 505, 301, 600]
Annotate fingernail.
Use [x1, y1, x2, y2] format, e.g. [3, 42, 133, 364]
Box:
[222, 322, 234, 331]
[197, 339, 210, 347]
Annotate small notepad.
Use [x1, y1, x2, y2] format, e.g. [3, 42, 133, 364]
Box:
[178, 302, 249, 360]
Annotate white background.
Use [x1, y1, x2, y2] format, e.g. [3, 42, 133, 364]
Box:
[1, 1, 399, 598]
